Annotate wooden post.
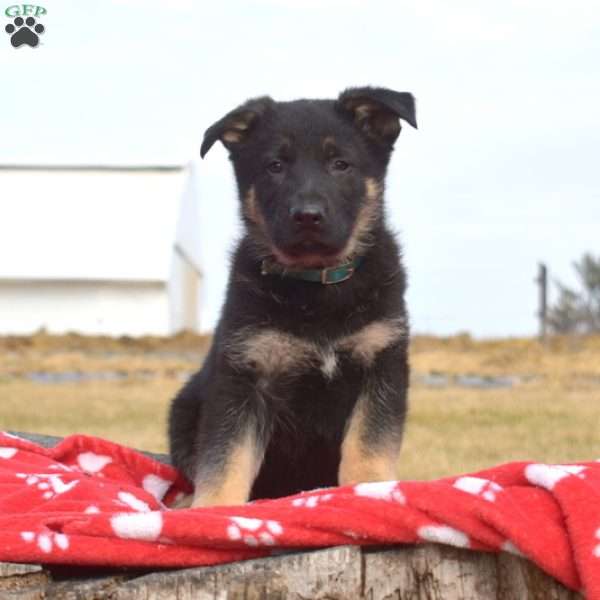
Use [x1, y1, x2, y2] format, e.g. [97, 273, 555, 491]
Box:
[536, 262, 548, 342]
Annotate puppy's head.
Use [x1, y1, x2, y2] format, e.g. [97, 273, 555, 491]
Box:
[201, 87, 416, 267]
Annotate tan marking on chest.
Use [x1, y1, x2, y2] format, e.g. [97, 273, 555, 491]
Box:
[319, 348, 338, 379]
[228, 318, 406, 377]
[229, 328, 317, 376]
[338, 319, 407, 366]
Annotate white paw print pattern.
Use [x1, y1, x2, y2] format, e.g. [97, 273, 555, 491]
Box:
[418, 524, 470, 548]
[48, 463, 73, 472]
[226, 516, 283, 547]
[502, 540, 524, 557]
[142, 474, 171, 501]
[76, 452, 112, 474]
[115, 491, 151, 513]
[453, 476, 503, 502]
[342, 529, 363, 540]
[111, 511, 163, 541]
[291, 492, 333, 508]
[354, 481, 406, 504]
[594, 528, 600, 559]
[21, 531, 69, 554]
[16, 473, 78, 500]
[524, 464, 587, 491]
[0, 447, 17, 459]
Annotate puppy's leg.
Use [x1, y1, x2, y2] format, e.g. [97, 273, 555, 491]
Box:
[188, 371, 270, 507]
[339, 349, 408, 485]
[339, 396, 400, 485]
[191, 421, 264, 508]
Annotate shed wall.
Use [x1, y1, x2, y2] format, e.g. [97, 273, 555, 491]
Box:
[0, 280, 169, 336]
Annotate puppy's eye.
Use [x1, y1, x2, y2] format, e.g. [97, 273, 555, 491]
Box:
[332, 159, 350, 172]
[267, 160, 283, 174]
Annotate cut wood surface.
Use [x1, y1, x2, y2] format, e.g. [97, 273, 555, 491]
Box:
[1, 545, 581, 599]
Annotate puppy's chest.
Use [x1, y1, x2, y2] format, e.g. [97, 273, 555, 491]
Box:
[226, 318, 406, 382]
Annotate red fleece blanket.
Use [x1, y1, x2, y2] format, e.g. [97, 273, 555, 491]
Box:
[1, 432, 599, 597]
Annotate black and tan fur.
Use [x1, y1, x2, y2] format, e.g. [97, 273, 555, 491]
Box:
[168, 87, 417, 507]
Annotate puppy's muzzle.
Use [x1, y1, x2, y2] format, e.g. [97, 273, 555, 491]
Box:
[289, 203, 325, 231]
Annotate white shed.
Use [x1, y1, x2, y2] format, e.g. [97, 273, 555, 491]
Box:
[0, 164, 203, 336]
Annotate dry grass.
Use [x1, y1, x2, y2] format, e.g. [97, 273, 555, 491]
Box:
[0, 379, 181, 452]
[1, 332, 599, 481]
[401, 382, 600, 479]
[0, 330, 211, 376]
[411, 333, 600, 380]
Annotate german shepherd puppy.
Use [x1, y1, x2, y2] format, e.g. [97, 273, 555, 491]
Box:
[168, 87, 416, 507]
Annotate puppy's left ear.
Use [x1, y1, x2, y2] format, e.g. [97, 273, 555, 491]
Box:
[337, 87, 417, 146]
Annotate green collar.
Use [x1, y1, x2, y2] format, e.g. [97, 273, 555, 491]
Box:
[261, 256, 363, 285]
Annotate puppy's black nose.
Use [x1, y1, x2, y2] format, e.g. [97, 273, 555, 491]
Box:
[290, 205, 324, 229]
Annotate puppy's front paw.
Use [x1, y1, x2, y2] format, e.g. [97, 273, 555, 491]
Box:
[190, 486, 250, 508]
[339, 464, 397, 487]
[170, 493, 194, 509]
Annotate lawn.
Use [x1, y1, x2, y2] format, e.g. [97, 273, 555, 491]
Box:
[1, 332, 599, 480]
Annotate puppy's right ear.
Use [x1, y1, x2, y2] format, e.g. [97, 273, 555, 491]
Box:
[200, 96, 274, 158]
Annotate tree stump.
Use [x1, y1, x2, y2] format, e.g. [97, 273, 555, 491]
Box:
[1, 545, 581, 599]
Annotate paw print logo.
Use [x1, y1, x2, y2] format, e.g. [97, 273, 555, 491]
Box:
[226, 516, 283, 547]
[5, 16, 45, 48]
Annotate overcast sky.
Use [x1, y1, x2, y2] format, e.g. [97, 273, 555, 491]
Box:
[1, 0, 599, 336]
